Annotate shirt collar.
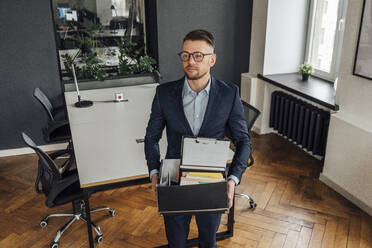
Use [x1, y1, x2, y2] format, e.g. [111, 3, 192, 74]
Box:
[183, 76, 211, 96]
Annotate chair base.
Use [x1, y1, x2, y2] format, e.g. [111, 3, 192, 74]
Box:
[235, 193, 257, 209]
[40, 201, 115, 248]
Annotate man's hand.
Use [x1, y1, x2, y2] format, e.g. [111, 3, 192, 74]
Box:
[151, 173, 158, 198]
[227, 179, 236, 209]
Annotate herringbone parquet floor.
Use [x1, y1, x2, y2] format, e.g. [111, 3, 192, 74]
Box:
[0, 133, 371, 247]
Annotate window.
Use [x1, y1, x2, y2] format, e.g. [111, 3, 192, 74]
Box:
[305, 0, 348, 82]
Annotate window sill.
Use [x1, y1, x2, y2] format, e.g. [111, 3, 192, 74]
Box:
[258, 73, 339, 111]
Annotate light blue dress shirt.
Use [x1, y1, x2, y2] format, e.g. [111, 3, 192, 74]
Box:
[150, 77, 239, 185]
[182, 77, 211, 136]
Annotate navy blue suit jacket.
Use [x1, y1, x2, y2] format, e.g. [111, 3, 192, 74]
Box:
[144, 77, 251, 182]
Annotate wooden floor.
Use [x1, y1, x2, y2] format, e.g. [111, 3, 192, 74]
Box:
[0, 133, 371, 248]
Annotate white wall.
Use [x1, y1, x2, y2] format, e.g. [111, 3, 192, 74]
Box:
[247, 0, 310, 133]
[246, 0, 372, 215]
[321, 0, 372, 215]
[263, 0, 309, 75]
[249, 0, 268, 75]
[334, 1, 372, 129]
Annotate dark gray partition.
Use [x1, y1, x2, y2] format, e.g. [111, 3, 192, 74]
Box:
[0, 0, 63, 149]
[157, 0, 252, 85]
[0, 0, 252, 150]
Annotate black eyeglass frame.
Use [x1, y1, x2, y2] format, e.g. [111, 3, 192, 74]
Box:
[177, 51, 214, 62]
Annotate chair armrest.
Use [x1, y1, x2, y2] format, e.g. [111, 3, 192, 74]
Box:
[44, 120, 71, 142]
[50, 149, 75, 175]
[229, 145, 236, 153]
[46, 170, 79, 207]
[52, 105, 67, 120]
[47, 120, 69, 134]
[53, 105, 65, 114]
[49, 149, 71, 160]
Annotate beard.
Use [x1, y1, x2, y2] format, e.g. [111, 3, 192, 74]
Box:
[184, 70, 208, 80]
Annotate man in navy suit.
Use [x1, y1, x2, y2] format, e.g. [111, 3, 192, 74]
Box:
[145, 30, 250, 248]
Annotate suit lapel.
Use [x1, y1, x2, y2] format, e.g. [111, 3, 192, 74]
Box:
[199, 77, 221, 136]
[170, 78, 193, 134]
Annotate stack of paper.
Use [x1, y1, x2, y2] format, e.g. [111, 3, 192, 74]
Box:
[180, 171, 225, 185]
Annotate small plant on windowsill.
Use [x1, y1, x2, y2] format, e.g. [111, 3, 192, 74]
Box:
[298, 63, 314, 81]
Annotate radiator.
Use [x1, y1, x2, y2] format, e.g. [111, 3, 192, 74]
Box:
[269, 91, 330, 156]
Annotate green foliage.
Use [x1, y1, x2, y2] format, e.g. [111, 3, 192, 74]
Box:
[79, 52, 107, 81]
[62, 28, 107, 81]
[298, 63, 314, 74]
[116, 37, 160, 77]
[71, 24, 103, 53]
[62, 53, 107, 81]
[71, 33, 93, 54]
[61, 34, 160, 81]
[116, 38, 138, 75]
[131, 55, 161, 77]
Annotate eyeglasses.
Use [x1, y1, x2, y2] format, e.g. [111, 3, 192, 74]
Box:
[178, 51, 213, 62]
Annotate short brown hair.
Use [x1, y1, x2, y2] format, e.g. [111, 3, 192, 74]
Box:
[183, 29, 215, 49]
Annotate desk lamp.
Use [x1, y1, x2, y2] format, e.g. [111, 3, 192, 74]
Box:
[72, 65, 93, 108]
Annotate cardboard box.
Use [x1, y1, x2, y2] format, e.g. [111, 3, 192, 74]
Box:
[157, 137, 230, 215]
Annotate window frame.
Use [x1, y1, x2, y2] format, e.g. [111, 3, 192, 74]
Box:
[304, 0, 348, 82]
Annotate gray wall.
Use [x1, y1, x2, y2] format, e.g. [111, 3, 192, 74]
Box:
[157, 0, 252, 84]
[0, 0, 63, 149]
[0, 0, 252, 150]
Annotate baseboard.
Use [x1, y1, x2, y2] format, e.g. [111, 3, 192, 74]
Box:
[320, 173, 372, 216]
[0, 143, 68, 158]
[251, 126, 261, 135]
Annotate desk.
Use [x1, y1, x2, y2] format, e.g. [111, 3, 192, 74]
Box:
[65, 83, 167, 247]
[65, 83, 164, 187]
[65, 83, 235, 247]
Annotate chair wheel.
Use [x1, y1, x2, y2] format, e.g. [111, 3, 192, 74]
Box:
[50, 242, 59, 248]
[40, 220, 48, 228]
[95, 235, 103, 243]
[249, 202, 257, 209]
[109, 210, 116, 217]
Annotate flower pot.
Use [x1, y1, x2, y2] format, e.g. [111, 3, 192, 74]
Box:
[302, 73, 310, 81]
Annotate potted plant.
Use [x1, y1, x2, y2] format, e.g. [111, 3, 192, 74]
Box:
[116, 37, 160, 79]
[61, 27, 108, 81]
[298, 63, 314, 81]
[61, 35, 160, 83]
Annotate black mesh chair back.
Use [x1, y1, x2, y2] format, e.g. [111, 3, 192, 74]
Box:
[242, 101, 261, 167]
[21, 133, 61, 196]
[242, 100, 261, 132]
[34, 88, 55, 121]
[231, 101, 261, 209]
[33, 87, 72, 153]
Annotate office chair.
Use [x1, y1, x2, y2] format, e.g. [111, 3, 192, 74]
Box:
[33, 88, 74, 174]
[229, 100, 261, 209]
[21, 133, 115, 248]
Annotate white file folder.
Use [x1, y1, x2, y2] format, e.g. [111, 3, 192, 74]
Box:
[181, 137, 230, 171]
